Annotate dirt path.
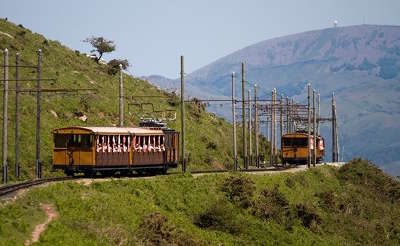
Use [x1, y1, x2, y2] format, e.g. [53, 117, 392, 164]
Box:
[25, 204, 58, 246]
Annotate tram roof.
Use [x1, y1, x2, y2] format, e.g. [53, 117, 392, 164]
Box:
[53, 126, 164, 135]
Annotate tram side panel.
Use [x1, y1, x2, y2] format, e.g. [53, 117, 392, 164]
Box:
[95, 134, 130, 167]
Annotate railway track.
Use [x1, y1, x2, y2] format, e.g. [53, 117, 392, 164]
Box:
[0, 177, 75, 197]
[0, 164, 333, 198]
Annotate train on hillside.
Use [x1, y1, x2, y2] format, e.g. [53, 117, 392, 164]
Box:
[281, 131, 325, 164]
[52, 120, 179, 176]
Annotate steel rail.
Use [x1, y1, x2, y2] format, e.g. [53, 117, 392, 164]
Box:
[0, 177, 75, 197]
[0, 164, 306, 198]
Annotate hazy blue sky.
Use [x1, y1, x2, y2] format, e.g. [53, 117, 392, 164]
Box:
[1, 0, 400, 78]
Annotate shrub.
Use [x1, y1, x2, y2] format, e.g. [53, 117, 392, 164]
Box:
[284, 173, 309, 188]
[294, 203, 321, 230]
[251, 185, 290, 225]
[206, 141, 217, 150]
[107, 58, 129, 75]
[316, 190, 338, 211]
[194, 199, 242, 234]
[220, 174, 255, 208]
[137, 212, 198, 246]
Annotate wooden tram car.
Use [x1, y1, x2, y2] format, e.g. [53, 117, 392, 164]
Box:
[52, 123, 179, 176]
[281, 131, 325, 165]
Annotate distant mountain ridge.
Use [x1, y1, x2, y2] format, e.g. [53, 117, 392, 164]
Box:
[146, 24, 400, 175]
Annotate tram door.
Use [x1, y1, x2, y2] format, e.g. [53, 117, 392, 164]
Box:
[66, 134, 93, 166]
[66, 134, 79, 165]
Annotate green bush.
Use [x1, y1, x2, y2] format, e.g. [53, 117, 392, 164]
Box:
[107, 58, 129, 75]
[293, 203, 321, 231]
[193, 199, 243, 234]
[220, 174, 255, 208]
[137, 212, 198, 246]
[251, 185, 290, 225]
[316, 190, 338, 211]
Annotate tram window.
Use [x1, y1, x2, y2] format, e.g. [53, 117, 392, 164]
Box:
[54, 134, 67, 148]
[283, 138, 308, 147]
[282, 138, 292, 147]
[293, 138, 308, 147]
[67, 134, 92, 148]
[81, 135, 93, 148]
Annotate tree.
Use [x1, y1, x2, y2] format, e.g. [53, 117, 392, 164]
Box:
[84, 36, 116, 63]
[107, 59, 130, 75]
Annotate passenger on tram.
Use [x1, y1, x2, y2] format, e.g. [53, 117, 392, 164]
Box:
[96, 136, 102, 152]
[142, 136, 148, 152]
[102, 136, 107, 152]
[122, 136, 128, 152]
[155, 136, 161, 152]
[148, 136, 155, 152]
[134, 136, 142, 152]
[160, 136, 165, 151]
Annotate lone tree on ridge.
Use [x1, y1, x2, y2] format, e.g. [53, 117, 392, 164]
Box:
[84, 36, 116, 63]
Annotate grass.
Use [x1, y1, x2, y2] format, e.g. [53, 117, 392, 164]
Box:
[0, 159, 399, 245]
[0, 19, 270, 181]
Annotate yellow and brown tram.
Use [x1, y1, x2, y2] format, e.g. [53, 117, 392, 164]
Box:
[52, 126, 179, 176]
[281, 131, 325, 164]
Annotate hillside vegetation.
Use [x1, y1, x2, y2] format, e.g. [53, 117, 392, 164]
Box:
[0, 159, 399, 245]
[0, 19, 269, 180]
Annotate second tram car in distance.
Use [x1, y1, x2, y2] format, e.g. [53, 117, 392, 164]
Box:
[281, 131, 325, 165]
[52, 121, 179, 176]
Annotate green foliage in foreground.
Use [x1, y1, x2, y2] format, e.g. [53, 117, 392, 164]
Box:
[0, 159, 399, 245]
[0, 19, 270, 181]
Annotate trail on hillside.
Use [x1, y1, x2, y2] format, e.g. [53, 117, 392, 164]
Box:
[25, 204, 58, 246]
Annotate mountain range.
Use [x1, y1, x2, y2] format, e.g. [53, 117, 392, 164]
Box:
[145, 24, 400, 176]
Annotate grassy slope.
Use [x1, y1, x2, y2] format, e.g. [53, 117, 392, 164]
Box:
[0, 19, 269, 180]
[0, 159, 399, 245]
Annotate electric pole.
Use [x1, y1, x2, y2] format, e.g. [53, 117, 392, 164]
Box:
[232, 72, 237, 171]
[119, 64, 123, 127]
[2, 48, 8, 183]
[241, 62, 247, 169]
[181, 55, 185, 172]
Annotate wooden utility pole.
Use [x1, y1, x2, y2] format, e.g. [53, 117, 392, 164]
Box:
[241, 62, 247, 169]
[248, 89, 252, 167]
[286, 97, 289, 134]
[254, 84, 259, 168]
[180, 56, 185, 172]
[332, 92, 338, 162]
[317, 93, 320, 135]
[313, 90, 317, 167]
[307, 83, 311, 168]
[291, 99, 295, 132]
[119, 64, 124, 127]
[15, 52, 20, 179]
[270, 89, 274, 166]
[2, 48, 8, 183]
[232, 72, 237, 171]
[36, 49, 42, 179]
[280, 94, 283, 164]
[273, 89, 277, 164]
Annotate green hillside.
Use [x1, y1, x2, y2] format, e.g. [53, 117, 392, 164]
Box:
[0, 19, 269, 180]
[0, 159, 399, 245]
